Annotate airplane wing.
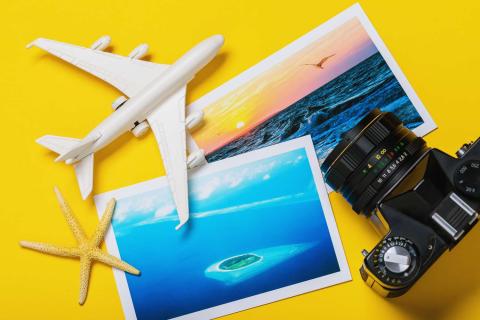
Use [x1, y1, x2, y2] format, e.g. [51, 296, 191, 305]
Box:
[147, 86, 189, 230]
[27, 38, 169, 97]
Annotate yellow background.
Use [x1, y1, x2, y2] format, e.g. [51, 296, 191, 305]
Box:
[1, 0, 479, 319]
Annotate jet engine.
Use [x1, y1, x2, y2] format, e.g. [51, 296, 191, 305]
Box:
[91, 35, 111, 51]
[131, 121, 150, 138]
[112, 96, 128, 111]
[128, 44, 149, 60]
[187, 149, 207, 169]
[186, 110, 204, 131]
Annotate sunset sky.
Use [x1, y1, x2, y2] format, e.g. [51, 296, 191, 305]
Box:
[192, 18, 378, 154]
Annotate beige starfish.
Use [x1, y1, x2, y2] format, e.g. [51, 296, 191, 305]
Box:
[20, 187, 140, 305]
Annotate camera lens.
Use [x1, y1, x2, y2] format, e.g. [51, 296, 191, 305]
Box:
[321, 109, 429, 215]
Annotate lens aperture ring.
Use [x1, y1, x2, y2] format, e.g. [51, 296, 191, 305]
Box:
[352, 136, 427, 213]
[323, 111, 403, 191]
[341, 127, 411, 201]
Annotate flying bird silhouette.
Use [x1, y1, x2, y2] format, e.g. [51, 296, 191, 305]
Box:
[304, 54, 336, 69]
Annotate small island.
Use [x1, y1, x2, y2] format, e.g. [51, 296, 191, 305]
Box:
[205, 242, 317, 285]
[219, 253, 262, 271]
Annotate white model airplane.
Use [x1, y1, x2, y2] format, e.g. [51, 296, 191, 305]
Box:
[28, 35, 224, 229]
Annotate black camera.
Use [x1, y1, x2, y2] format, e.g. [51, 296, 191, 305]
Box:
[321, 109, 480, 297]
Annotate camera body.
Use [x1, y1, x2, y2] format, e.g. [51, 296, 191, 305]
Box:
[321, 109, 479, 297]
[360, 140, 480, 297]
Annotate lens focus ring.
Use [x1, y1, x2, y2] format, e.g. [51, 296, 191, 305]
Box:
[322, 110, 402, 191]
[321, 109, 428, 215]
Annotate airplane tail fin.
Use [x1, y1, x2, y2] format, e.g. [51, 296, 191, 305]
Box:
[74, 154, 94, 199]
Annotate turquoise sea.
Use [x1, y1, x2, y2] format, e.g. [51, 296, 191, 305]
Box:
[112, 148, 340, 319]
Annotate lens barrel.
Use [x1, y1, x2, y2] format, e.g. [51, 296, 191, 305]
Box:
[321, 109, 429, 215]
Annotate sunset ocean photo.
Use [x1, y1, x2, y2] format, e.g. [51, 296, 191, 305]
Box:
[191, 17, 429, 164]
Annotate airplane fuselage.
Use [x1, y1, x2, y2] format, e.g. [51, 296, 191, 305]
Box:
[70, 35, 223, 163]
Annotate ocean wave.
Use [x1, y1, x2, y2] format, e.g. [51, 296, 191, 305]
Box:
[207, 53, 423, 164]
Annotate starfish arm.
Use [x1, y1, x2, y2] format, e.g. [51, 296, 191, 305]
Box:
[92, 248, 140, 275]
[54, 186, 87, 244]
[20, 241, 80, 258]
[78, 256, 92, 305]
[91, 198, 116, 247]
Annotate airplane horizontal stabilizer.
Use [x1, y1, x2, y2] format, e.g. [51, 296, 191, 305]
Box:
[36, 135, 81, 155]
[74, 153, 94, 199]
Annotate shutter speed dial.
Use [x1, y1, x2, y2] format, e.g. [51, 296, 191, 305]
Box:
[371, 237, 419, 288]
[454, 160, 480, 199]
